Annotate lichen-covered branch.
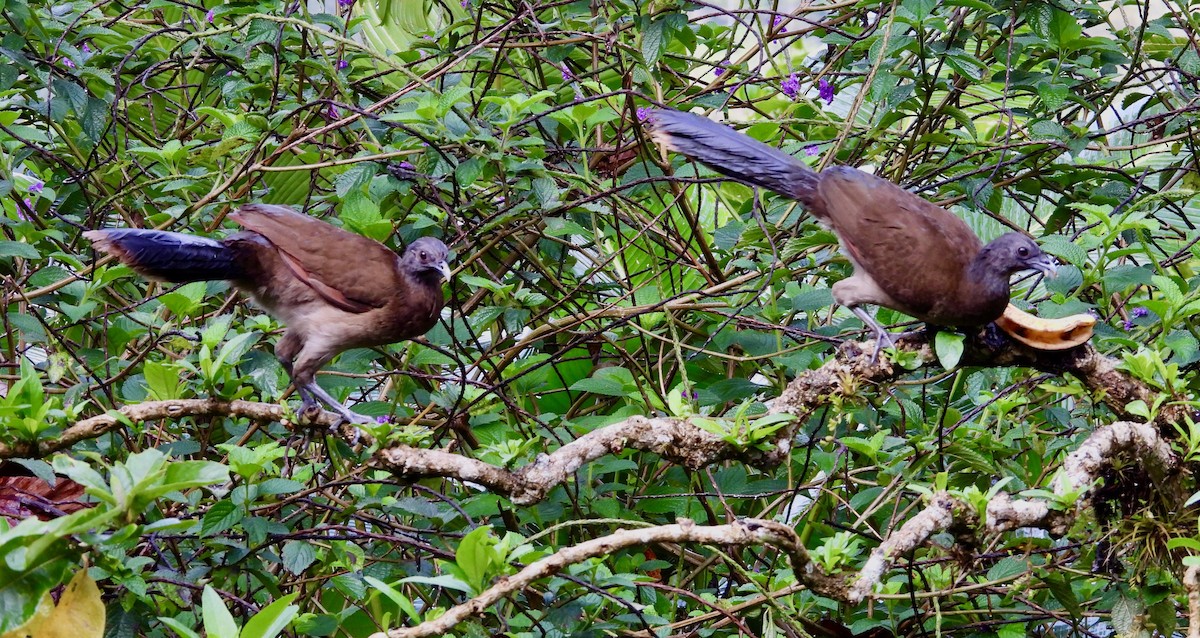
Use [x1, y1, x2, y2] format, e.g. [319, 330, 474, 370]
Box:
[375, 415, 790, 505]
[366, 518, 844, 638]
[846, 421, 1177, 600]
[0, 399, 342, 460]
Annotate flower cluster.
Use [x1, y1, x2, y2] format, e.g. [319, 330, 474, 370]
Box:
[780, 73, 800, 99]
[819, 78, 835, 104]
[1122, 306, 1149, 331]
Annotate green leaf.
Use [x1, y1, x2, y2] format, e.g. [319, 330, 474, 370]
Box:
[201, 500, 243, 536]
[201, 585, 239, 638]
[934, 332, 964, 370]
[1039, 575, 1082, 617]
[0, 240, 39, 260]
[143, 360, 183, 400]
[241, 594, 299, 638]
[1047, 8, 1082, 48]
[570, 367, 636, 397]
[281, 541, 316, 575]
[642, 18, 666, 66]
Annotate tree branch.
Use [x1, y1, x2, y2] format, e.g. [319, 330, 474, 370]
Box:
[366, 518, 844, 638]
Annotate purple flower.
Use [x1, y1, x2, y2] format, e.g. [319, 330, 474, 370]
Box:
[560, 65, 574, 82]
[1132, 307, 1148, 318]
[399, 161, 414, 169]
[714, 61, 728, 76]
[461, 0, 469, 6]
[773, 15, 785, 28]
[781, 73, 800, 99]
[337, 0, 354, 8]
[636, 107, 650, 122]
[327, 105, 340, 119]
[337, 58, 348, 69]
[61, 57, 75, 69]
[82, 43, 91, 53]
[205, 8, 214, 22]
[1123, 319, 1134, 331]
[375, 415, 390, 424]
[805, 145, 819, 156]
[819, 78, 835, 104]
[28, 180, 44, 194]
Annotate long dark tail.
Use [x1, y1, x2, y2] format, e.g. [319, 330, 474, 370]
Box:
[84, 229, 245, 283]
[648, 109, 818, 204]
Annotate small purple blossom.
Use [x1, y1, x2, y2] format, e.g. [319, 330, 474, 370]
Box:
[61, 57, 75, 69]
[205, 8, 214, 21]
[327, 104, 340, 119]
[375, 415, 391, 424]
[399, 161, 414, 169]
[636, 107, 650, 122]
[819, 78, 835, 104]
[337, 58, 348, 69]
[461, 0, 469, 6]
[82, 43, 91, 53]
[17, 199, 32, 222]
[772, 15, 785, 28]
[28, 180, 44, 194]
[1123, 319, 1134, 331]
[805, 145, 819, 156]
[560, 64, 574, 82]
[780, 73, 800, 99]
[1132, 307, 1149, 318]
[336, 0, 354, 8]
[713, 61, 728, 77]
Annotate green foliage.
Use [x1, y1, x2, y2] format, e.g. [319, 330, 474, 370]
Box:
[3, 0, 1200, 636]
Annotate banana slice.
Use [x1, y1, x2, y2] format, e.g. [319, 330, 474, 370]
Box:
[995, 303, 1095, 350]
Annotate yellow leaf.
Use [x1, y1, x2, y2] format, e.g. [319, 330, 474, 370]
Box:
[2, 570, 105, 638]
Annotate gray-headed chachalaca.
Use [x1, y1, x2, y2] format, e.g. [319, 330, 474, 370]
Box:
[648, 109, 1057, 356]
[86, 204, 451, 426]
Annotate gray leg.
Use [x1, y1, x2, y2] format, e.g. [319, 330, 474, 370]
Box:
[302, 380, 372, 425]
[850, 305, 894, 363]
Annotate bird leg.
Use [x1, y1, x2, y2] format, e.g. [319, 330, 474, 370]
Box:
[301, 380, 373, 425]
[282, 337, 371, 433]
[850, 306, 896, 364]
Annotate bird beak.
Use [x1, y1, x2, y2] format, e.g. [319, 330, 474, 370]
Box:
[438, 261, 452, 281]
[1029, 254, 1058, 278]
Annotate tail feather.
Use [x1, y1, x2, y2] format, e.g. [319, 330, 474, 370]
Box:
[84, 229, 245, 283]
[648, 109, 818, 205]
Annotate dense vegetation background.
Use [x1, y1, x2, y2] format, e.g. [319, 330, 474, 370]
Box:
[2, 0, 1200, 635]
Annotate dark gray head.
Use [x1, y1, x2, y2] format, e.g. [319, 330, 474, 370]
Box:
[980, 233, 1057, 278]
[402, 237, 452, 281]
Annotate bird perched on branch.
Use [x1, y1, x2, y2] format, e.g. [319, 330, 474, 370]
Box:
[85, 203, 451, 427]
[648, 109, 1057, 358]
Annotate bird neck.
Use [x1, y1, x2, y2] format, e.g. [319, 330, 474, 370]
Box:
[409, 269, 444, 289]
[964, 245, 1014, 304]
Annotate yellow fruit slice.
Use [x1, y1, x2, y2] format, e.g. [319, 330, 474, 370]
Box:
[995, 303, 1095, 350]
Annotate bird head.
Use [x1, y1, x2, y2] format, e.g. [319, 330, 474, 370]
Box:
[404, 237, 452, 282]
[985, 233, 1057, 278]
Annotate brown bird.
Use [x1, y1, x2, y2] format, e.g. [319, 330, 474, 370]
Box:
[85, 204, 451, 426]
[648, 109, 1057, 355]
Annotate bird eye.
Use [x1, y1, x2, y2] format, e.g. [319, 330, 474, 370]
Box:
[1017, 246, 1029, 257]
[420, 250, 428, 260]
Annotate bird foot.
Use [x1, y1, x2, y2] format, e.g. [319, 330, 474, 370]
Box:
[982, 322, 1008, 350]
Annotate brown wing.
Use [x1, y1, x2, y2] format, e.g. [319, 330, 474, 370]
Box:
[815, 167, 983, 319]
[229, 204, 400, 312]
